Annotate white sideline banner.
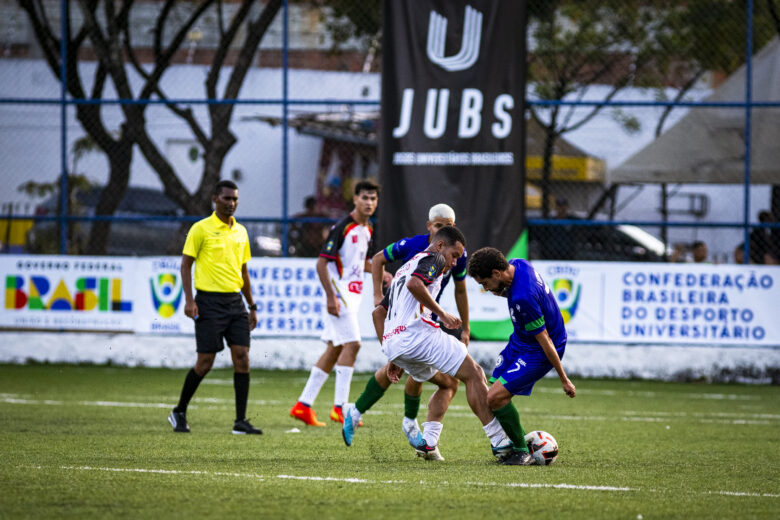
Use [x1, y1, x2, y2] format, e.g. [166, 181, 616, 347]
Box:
[444, 261, 780, 346]
[2, 255, 779, 346]
[1, 255, 376, 339]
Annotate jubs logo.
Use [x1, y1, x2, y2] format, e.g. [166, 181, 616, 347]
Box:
[427, 5, 483, 72]
[551, 278, 581, 324]
[150, 273, 183, 319]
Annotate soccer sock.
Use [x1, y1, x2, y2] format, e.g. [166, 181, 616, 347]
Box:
[333, 364, 354, 407]
[298, 366, 329, 406]
[492, 402, 528, 452]
[355, 375, 386, 414]
[421, 421, 443, 447]
[174, 368, 204, 413]
[483, 417, 511, 448]
[234, 372, 249, 421]
[404, 392, 421, 420]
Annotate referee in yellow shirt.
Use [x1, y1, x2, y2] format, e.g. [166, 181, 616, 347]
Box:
[168, 180, 261, 435]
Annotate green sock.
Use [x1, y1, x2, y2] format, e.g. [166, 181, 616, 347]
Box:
[355, 375, 386, 414]
[404, 392, 421, 420]
[492, 402, 528, 452]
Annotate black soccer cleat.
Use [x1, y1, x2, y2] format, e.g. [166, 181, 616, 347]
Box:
[232, 418, 263, 435]
[501, 450, 534, 466]
[168, 409, 190, 433]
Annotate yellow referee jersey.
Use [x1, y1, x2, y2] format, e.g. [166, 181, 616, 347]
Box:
[183, 212, 251, 293]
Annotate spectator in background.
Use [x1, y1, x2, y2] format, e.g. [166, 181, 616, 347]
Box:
[749, 211, 779, 264]
[691, 241, 708, 263]
[734, 243, 746, 264]
[288, 196, 328, 257]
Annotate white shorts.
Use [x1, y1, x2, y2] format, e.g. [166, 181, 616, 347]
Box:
[321, 308, 361, 346]
[382, 319, 468, 382]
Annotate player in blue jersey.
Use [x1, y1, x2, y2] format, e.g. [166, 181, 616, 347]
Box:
[467, 247, 576, 466]
[371, 204, 470, 448]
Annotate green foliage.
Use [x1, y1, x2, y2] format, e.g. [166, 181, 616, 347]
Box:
[0, 364, 778, 519]
[316, 0, 381, 52]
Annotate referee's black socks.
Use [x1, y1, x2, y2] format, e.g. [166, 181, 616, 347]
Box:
[234, 372, 250, 421]
[175, 368, 204, 413]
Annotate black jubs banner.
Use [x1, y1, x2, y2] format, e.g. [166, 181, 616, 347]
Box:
[379, 0, 527, 254]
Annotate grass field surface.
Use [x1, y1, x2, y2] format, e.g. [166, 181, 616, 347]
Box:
[1, 364, 778, 519]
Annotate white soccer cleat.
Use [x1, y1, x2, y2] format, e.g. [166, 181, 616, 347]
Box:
[414, 442, 445, 461]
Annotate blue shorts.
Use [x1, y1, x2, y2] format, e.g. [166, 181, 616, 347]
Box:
[489, 341, 566, 396]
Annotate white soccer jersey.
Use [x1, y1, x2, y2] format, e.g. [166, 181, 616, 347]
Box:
[382, 251, 446, 342]
[319, 215, 375, 309]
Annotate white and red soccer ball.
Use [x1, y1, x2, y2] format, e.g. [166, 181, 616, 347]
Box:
[524, 430, 559, 465]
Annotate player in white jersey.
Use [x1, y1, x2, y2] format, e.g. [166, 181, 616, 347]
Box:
[343, 226, 512, 461]
[290, 181, 379, 427]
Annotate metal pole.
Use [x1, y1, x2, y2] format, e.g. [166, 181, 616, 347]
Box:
[281, 0, 290, 257]
[59, 0, 68, 254]
[742, 0, 753, 264]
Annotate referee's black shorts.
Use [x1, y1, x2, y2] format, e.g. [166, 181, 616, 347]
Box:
[194, 291, 250, 353]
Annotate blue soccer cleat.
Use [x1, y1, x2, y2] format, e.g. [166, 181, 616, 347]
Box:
[342, 403, 360, 446]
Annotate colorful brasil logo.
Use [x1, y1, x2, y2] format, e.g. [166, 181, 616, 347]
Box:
[552, 278, 580, 324]
[5, 275, 132, 311]
[150, 273, 182, 318]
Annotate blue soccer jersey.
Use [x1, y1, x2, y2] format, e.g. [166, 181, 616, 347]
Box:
[382, 233, 467, 299]
[506, 258, 567, 349]
[489, 259, 567, 396]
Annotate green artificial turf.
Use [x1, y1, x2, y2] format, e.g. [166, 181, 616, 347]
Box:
[0, 364, 777, 519]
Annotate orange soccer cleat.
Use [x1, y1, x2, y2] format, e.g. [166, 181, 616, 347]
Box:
[330, 405, 362, 427]
[289, 401, 326, 427]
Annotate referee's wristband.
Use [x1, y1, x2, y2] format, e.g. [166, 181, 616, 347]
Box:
[248, 303, 257, 311]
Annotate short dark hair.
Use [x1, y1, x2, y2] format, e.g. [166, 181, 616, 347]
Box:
[467, 247, 509, 279]
[758, 210, 772, 223]
[354, 180, 380, 196]
[214, 179, 238, 195]
[692, 240, 706, 249]
[431, 225, 466, 248]
[304, 196, 317, 210]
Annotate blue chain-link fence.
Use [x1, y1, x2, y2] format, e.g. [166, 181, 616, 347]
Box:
[0, 0, 778, 264]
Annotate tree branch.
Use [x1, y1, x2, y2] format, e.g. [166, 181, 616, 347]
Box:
[140, 0, 216, 101]
[206, 0, 254, 99]
[154, 0, 176, 58]
[221, 0, 283, 113]
[654, 68, 705, 137]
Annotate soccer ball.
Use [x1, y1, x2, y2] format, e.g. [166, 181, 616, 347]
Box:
[524, 430, 559, 465]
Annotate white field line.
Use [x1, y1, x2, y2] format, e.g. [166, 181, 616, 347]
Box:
[1, 394, 776, 425]
[532, 387, 763, 401]
[30, 465, 780, 498]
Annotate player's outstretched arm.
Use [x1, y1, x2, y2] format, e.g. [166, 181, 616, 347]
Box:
[535, 329, 576, 398]
[454, 279, 470, 345]
[406, 277, 461, 330]
[371, 250, 389, 306]
[372, 304, 387, 343]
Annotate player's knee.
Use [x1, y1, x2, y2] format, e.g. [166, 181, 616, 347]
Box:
[195, 360, 213, 376]
[444, 375, 459, 394]
[404, 376, 423, 395]
[486, 387, 510, 410]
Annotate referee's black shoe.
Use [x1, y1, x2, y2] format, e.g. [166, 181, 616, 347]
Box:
[232, 418, 263, 435]
[168, 409, 190, 433]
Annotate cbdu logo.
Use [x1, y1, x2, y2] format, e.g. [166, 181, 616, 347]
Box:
[150, 273, 182, 319]
[552, 278, 581, 324]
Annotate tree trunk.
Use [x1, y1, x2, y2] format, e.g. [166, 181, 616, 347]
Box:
[85, 138, 132, 254]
